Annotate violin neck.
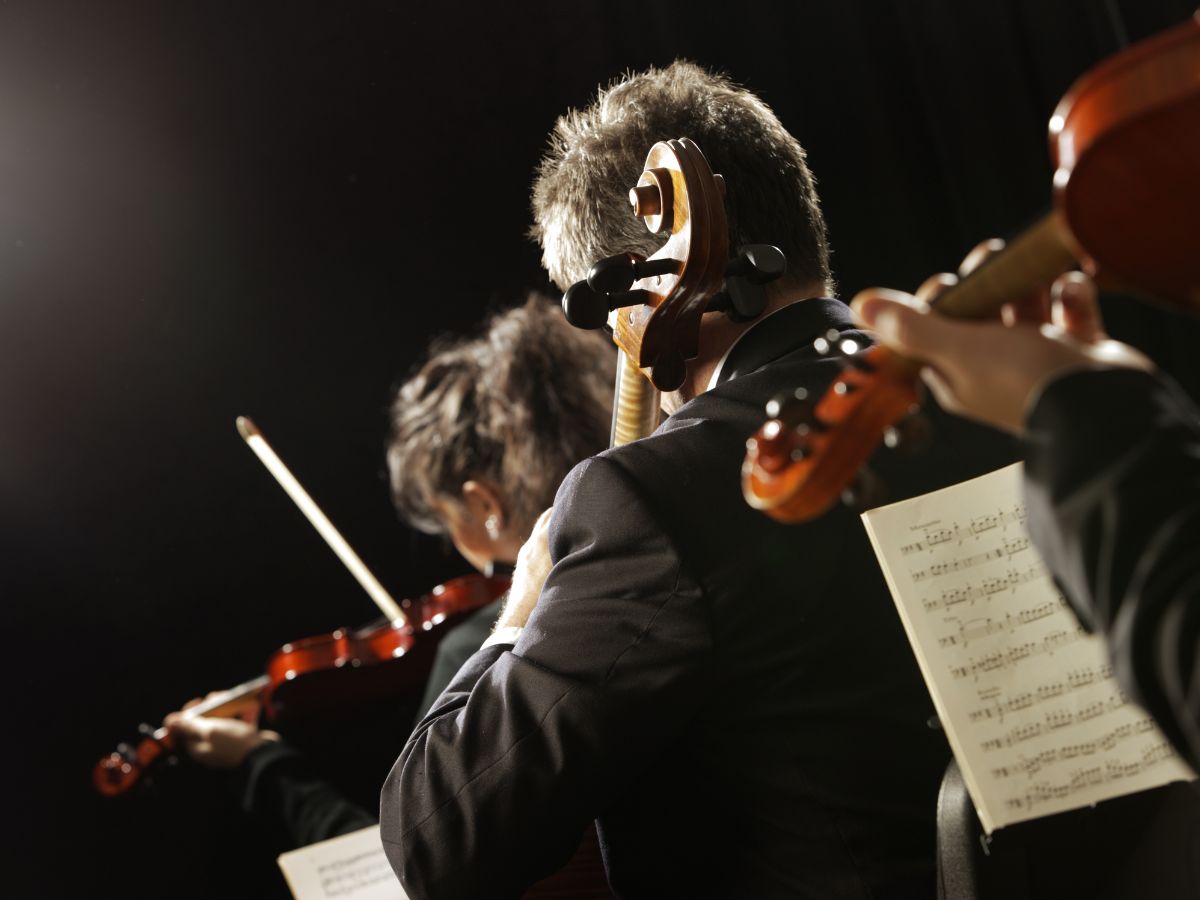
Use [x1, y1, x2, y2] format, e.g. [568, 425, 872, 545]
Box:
[932, 210, 1079, 320]
[610, 349, 661, 447]
[145, 675, 269, 742]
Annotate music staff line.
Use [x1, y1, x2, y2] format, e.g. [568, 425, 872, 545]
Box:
[948, 626, 1087, 681]
[978, 691, 1129, 753]
[921, 564, 1047, 612]
[936, 598, 1063, 649]
[899, 505, 1027, 556]
[1002, 738, 1176, 814]
[318, 849, 395, 898]
[909, 535, 1030, 582]
[988, 715, 1157, 780]
[966, 663, 1117, 725]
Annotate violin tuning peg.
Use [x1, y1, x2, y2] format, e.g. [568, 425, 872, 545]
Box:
[835, 336, 865, 358]
[843, 348, 877, 372]
[883, 410, 933, 455]
[841, 466, 888, 512]
[766, 387, 810, 424]
[813, 329, 846, 355]
[765, 387, 827, 434]
[765, 386, 806, 420]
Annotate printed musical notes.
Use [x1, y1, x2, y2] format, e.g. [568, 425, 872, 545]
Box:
[278, 826, 407, 900]
[862, 463, 1194, 833]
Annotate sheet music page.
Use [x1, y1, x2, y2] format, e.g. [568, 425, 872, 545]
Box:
[277, 825, 408, 900]
[862, 463, 1194, 833]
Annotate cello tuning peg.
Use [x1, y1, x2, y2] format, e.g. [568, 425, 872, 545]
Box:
[648, 347, 687, 393]
[563, 280, 650, 331]
[716, 245, 787, 323]
[725, 244, 786, 285]
[588, 253, 642, 295]
[841, 466, 888, 513]
[588, 252, 679, 295]
[562, 280, 613, 330]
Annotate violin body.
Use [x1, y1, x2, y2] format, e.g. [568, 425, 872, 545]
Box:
[1052, 11, 1200, 309]
[744, 13, 1200, 523]
[264, 573, 509, 725]
[93, 573, 509, 797]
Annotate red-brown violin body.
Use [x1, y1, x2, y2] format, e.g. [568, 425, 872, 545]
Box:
[93, 573, 508, 797]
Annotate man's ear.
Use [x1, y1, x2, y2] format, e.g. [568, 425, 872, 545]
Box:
[461, 480, 505, 529]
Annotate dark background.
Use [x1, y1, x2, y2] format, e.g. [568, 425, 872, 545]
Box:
[3, 1, 1197, 896]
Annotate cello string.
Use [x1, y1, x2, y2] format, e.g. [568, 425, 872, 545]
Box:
[236, 416, 407, 626]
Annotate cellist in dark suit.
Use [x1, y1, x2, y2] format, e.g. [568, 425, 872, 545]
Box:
[381, 61, 1014, 899]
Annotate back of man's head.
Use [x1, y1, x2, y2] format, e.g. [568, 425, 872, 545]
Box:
[531, 60, 832, 296]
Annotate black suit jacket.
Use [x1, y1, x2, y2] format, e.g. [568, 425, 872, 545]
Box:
[381, 299, 1015, 899]
[1024, 368, 1200, 771]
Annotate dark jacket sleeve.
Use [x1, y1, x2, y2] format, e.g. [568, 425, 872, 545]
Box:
[414, 597, 502, 723]
[379, 456, 712, 900]
[1023, 367, 1200, 769]
[237, 740, 376, 849]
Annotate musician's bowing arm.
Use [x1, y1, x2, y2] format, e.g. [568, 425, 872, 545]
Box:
[379, 455, 712, 900]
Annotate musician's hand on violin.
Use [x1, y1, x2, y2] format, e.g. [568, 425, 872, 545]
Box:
[164, 695, 280, 769]
[494, 507, 554, 633]
[851, 261, 1150, 434]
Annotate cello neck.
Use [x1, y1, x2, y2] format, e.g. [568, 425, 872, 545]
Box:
[932, 210, 1079, 320]
[610, 349, 661, 447]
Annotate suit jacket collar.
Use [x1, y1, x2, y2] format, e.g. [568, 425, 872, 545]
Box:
[710, 297, 855, 388]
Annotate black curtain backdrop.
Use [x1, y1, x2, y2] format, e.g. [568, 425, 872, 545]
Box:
[3, 1, 1196, 896]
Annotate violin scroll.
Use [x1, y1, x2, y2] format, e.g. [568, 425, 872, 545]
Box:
[93, 727, 175, 798]
[742, 344, 919, 523]
[744, 14, 1200, 523]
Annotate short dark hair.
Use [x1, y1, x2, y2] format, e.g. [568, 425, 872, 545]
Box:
[387, 296, 615, 536]
[531, 60, 832, 294]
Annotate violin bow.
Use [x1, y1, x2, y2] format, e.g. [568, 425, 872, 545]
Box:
[236, 416, 406, 626]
